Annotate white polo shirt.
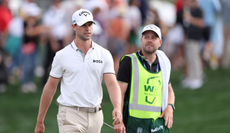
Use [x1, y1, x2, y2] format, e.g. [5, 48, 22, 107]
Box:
[50, 40, 115, 107]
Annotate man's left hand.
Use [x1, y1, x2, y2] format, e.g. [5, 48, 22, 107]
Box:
[159, 105, 173, 129]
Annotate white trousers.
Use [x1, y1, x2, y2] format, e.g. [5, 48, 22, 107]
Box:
[184, 39, 203, 80]
[57, 104, 103, 133]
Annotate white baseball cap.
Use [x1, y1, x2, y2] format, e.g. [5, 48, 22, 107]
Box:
[72, 9, 95, 26]
[142, 24, 162, 40]
[25, 3, 41, 17]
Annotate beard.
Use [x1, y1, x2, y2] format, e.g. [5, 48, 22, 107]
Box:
[143, 45, 157, 54]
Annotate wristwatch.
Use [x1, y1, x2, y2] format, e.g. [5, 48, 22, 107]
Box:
[168, 104, 175, 110]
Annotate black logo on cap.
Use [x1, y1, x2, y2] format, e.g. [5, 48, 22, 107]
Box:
[79, 11, 90, 17]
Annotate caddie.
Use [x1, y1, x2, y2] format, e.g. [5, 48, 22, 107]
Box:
[114, 24, 175, 133]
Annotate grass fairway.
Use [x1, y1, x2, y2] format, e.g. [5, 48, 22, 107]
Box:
[170, 68, 230, 133]
[0, 68, 230, 133]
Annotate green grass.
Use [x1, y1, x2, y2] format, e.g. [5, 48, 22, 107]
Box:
[170, 68, 230, 133]
[0, 67, 230, 133]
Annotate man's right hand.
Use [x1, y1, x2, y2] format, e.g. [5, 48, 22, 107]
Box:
[112, 108, 123, 125]
[34, 122, 45, 133]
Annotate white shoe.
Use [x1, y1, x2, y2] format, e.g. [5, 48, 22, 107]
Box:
[27, 82, 37, 93]
[181, 78, 190, 88]
[21, 82, 37, 93]
[21, 84, 30, 93]
[35, 66, 45, 77]
[188, 79, 203, 90]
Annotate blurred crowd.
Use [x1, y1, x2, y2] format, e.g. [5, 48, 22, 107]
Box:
[0, 0, 229, 93]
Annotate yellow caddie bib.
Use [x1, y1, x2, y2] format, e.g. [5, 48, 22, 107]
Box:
[128, 53, 163, 121]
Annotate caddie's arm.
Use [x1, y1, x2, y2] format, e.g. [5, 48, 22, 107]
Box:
[159, 83, 175, 129]
[103, 73, 123, 126]
[35, 76, 60, 133]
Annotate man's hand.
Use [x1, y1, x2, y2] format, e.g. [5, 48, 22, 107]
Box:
[112, 109, 122, 125]
[159, 105, 173, 129]
[114, 123, 126, 133]
[34, 122, 45, 133]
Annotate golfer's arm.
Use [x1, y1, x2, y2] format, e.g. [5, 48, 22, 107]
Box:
[104, 74, 122, 111]
[168, 83, 175, 105]
[118, 81, 128, 113]
[36, 76, 60, 124]
[118, 81, 128, 124]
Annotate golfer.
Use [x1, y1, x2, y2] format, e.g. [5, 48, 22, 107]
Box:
[34, 9, 123, 133]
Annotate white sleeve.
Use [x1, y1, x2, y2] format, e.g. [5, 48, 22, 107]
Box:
[103, 50, 115, 74]
[50, 52, 63, 78]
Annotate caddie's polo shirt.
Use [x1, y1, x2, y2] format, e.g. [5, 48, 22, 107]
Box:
[50, 40, 115, 107]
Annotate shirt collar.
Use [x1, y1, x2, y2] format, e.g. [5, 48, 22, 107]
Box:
[138, 50, 158, 65]
[138, 50, 145, 59]
[71, 40, 95, 51]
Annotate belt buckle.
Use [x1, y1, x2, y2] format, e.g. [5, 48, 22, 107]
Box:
[87, 107, 102, 113]
[93, 107, 102, 113]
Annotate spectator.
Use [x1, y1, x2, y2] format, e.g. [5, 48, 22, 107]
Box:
[220, 0, 230, 68]
[19, 2, 41, 93]
[0, 0, 12, 48]
[0, 47, 8, 93]
[198, 0, 222, 68]
[181, 0, 205, 89]
[106, 4, 130, 74]
[126, 0, 142, 54]
[175, 0, 184, 14]
[4, 14, 24, 81]
[0, 0, 12, 92]
[167, 0, 186, 70]
[42, 0, 67, 85]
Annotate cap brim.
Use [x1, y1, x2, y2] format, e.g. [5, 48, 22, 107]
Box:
[142, 29, 157, 35]
[77, 20, 95, 26]
[142, 30, 160, 39]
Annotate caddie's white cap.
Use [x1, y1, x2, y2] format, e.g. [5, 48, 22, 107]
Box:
[72, 8, 95, 26]
[142, 24, 162, 40]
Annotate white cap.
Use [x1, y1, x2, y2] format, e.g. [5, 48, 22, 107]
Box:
[72, 8, 95, 26]
[25, 3, 41, 17]
[142, 24, 162, 40]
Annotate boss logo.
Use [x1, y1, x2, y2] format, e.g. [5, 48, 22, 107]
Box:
[93, 59, 103, 63]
